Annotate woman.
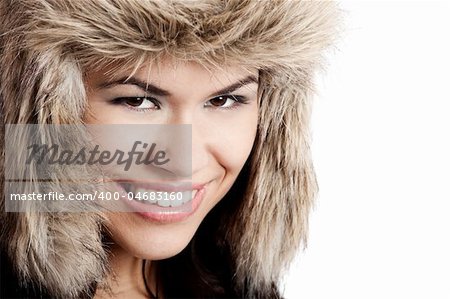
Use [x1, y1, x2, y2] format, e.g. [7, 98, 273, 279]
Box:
[0, 0, 340, 298]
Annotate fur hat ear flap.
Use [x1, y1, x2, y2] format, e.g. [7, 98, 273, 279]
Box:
[225, 70, 319, 295]
[0, 70, 108, 297]
[1, 15, 108, 297]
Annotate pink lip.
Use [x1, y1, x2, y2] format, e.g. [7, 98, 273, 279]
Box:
[114, 180, 208, 223]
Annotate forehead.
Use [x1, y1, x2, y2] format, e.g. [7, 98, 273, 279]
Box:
[85, 57, 258, 91]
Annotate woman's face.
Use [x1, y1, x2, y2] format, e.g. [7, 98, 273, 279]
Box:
[84, 59, 258, 259]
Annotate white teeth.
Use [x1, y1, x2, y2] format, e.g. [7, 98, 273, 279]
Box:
[130, 186, 199, 207]
[158, 198, 171, 207]
[169, 198, 184, 207]
[181, 191, 191, 203]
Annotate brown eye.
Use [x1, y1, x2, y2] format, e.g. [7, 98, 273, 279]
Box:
[125, 97, 144, 107]
[124, 97, 156, 109]
[111, 97, 159, 110]
[205, 95, 243, 109]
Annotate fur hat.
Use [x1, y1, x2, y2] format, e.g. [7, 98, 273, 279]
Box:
[0, 0, 341, 298]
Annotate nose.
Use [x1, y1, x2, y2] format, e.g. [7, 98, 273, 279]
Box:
[149, 109, 209, 180]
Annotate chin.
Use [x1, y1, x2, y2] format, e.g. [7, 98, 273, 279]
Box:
[119, 234, 194, 261]
[104, 208, 207, 260]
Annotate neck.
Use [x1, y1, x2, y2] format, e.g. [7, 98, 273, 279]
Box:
[94, 244, 156, 299]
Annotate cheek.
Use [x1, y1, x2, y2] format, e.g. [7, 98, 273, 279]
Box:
[209, 108, 258, 175]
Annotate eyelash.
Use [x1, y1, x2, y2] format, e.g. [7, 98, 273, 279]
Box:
[109, 95, 250, 112]
[110, 97, 161, 113]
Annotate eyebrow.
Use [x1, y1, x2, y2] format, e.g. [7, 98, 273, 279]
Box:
[97, 74, 258, 97]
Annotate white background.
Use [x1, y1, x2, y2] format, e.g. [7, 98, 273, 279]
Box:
[284, 1, 450, 298]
